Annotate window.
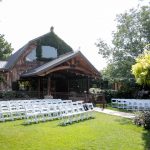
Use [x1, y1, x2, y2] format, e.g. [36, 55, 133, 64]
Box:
[41, 46, 57, 59]
[26, 48, 36, 62]
[25, 46, 58, 62]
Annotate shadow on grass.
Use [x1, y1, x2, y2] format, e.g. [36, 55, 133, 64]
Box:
[142, 130, 150, 150]
[21, 117, 95, 127]
[59, 117, 95, 127]
[21, 118, 59, 126]
[22, 122, 40, 126]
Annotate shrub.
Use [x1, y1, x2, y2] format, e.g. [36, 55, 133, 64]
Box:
[103, 90, 117, 103]
[133, 111, 150, 130]
[2, 91, 16, 100]
[103, 88, 138, 103]
[0, 91, 29, 100]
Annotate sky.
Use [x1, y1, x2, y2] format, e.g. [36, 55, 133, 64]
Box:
[0, 0, 148, 70]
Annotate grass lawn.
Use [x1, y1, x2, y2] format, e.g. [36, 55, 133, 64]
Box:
[0, 112, 150, 150]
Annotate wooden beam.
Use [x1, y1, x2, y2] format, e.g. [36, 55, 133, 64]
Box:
[39, 65, 93, 77]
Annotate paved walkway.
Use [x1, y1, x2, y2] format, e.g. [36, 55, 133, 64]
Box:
[94, 107, 135, 119]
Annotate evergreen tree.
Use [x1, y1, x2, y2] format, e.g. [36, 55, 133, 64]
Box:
[0, 34, 13, 60]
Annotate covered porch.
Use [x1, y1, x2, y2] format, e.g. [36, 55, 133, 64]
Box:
[20, 51, 100, 101]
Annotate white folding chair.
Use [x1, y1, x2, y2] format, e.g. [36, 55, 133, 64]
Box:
[0, 102, 14, 121]
[138, 101, 144, 111]
[111, 99, 118, 108]
[33, 104, 44, 122]
[24, 104, 40, 124]
[143, 101, 150, 111]
[9, 102, 20, 119]
[60, 104, 75, 125]
[132, 100, 139, 111]
[16, 102, 26, 119]
[40, 103, 52, 121]
[126, 100, 133, 111]
[48, 104, 60, 120]
[84, 103, 94, 118]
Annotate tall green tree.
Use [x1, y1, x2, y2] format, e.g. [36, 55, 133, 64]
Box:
[0, 34, 13, 60]
[96, 5, 150, 84]
[132, 45, 150, 86]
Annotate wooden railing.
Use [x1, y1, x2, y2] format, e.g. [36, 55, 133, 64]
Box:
[0, 91, 107, 107]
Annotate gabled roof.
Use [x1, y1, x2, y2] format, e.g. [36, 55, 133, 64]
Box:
[22, 51, 100, 77]
[4, 29, 73, 70]
[5, 44, 28, 69]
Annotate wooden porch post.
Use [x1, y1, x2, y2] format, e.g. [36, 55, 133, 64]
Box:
[38, 77, 41, 98]
[86, 76, 90, 102]
[47, 75, 51, 95]
[86, 76, 90, 93]
[67, 78, 70, 99]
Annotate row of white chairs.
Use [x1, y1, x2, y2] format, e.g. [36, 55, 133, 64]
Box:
[0, 99, 62, 122]
[111, 98, 150, 111]
[0, 99, 94, 125]
[60, 102, 94, 125]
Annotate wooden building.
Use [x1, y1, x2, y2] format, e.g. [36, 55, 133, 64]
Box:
[0, 27, 100, 99]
